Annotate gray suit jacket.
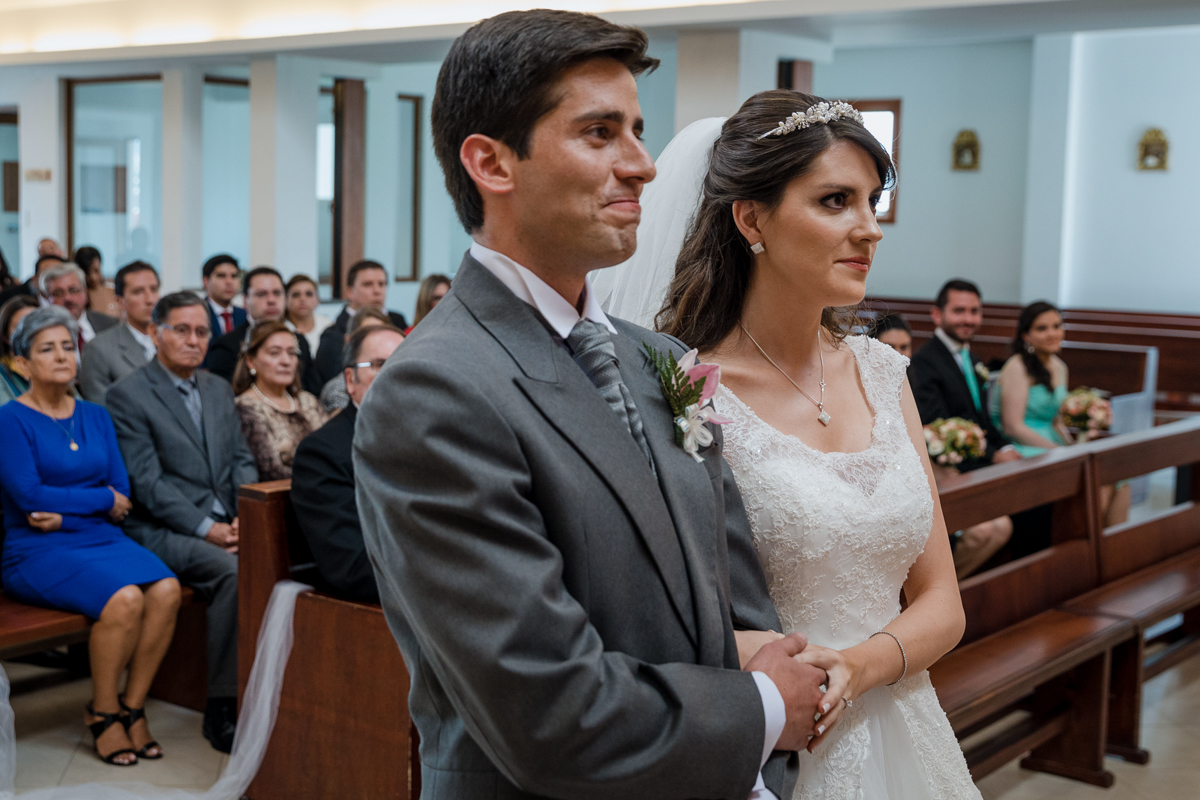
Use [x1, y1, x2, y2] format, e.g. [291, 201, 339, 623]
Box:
[107, 358, 258, 550]
[81, 324, 151, 403]
[355, 255, 794, 800]
[86, 309, 119, 335]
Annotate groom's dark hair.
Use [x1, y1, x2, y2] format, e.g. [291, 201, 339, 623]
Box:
[432, 9, 658, 232]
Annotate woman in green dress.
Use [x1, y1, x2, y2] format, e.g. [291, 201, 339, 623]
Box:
[992, 301, 1068, 457]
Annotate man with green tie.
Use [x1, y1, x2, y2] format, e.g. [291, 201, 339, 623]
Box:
[909, 279, 1019, 470]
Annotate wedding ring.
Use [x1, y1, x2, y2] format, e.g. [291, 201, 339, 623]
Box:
[843, 698, 853, 709]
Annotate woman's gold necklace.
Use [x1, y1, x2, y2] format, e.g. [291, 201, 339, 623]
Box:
[740, 324, 831, 426]
[32, 397, 79, 450]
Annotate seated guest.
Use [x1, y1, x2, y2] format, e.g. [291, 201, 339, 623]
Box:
[292, 323, 405, 602]
[910, 279, 1017, 468]
[205, 266, 321, 395]
[80, 262, 160, 403]
[40, 262, 118, 359]
[1, 295, 38, 405]
[993, 301, 1068, 457]
[409, 273, 451, 332]
[76, 246, 120, 318]
[38, 237, 66, 259]
[317, 307, 391, 413]
[107, 292, 257, 753]
[202, 254, 245, 341]
[0, 254, 64, 308]
[285, 274, 334, 355]
[867, 312, 912, 358]
[313, 260, 407, 385]
[233, 320, 327, 480]
[0, 305, 180, 766]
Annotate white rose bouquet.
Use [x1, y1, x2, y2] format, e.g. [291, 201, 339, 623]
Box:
[1060, 387, 1112, 439]
[923, 417, 988, 467]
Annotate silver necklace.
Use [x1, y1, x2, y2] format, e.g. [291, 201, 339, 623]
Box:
[32, 397, 79, 450]
[740, 323, 831, 426]
[253, 382, 297, 414]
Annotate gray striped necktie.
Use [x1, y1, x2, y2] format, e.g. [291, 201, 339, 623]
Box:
[566, 319, 655, 472]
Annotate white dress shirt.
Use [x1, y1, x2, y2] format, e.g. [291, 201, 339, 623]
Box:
[934, 326, 967, 356]
[471, 241, 786, 800]
[209, 297, 236, 334]
[127, 323, 156, 360]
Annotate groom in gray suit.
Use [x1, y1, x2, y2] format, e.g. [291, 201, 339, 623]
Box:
[107, 291, 258, 753]
[355, 11, 825, 800]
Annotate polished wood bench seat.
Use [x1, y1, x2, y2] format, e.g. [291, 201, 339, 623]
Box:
[930, 609, 1133, 784]
[0, 591, 92, 660]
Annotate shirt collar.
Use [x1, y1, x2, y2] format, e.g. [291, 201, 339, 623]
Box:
[126, 323, 156, 356]
[76, 311, 95, 340]
[935, 326, 968, 356]
[165, 368, 198, 392]
[208, 297, 232, 315]
[469, 241, 617, 340]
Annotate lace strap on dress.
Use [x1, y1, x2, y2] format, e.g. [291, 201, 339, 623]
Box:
[846, 335, 910, 414]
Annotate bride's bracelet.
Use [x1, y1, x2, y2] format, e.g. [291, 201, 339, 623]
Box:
[871, 630, 907, 685]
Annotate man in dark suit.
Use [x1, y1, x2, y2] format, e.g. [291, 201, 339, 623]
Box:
[80, 262, 160, 403]
[312, 260, 407, 385]
[108, 291, 258, 753]
[355, 12, 825, 800]
[40, 262, 117, 360]
[910, 278, 1018, 470]
[201, 254, 246, 342]
[204, 266, 321, 394]
[291, 323, 404, 602]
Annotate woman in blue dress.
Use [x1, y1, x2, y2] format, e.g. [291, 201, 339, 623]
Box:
[0, 306, 181, 766]
[992, 301, 1069, 457]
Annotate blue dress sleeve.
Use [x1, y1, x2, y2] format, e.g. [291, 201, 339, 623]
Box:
[0, 405, 115, 516]
[97, 404, 131, 497]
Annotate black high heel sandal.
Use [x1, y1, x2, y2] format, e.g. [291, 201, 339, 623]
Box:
[119, 697, 164, 759]
[86, 703, 138, 766]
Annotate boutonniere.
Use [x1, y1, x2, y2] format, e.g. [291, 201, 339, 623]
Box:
[643, 344, 732, 463]
[974, 362, 991, 381]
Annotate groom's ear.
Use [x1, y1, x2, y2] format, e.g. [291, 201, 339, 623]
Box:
[732, 199, 764, 244]
[460, 133, 518, 198]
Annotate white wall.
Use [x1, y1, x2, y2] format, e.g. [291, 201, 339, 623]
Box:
[1060, 25, 1200, 313]
[201, 82, 251, 282]
[639, 36, 677, 160]
[815, 40, 1034, 303]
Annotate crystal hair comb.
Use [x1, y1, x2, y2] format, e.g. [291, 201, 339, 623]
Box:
[758, 101, 864, 140]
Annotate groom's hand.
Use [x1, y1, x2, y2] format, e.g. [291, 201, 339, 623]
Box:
[744, 633, 825, 751]
[735, 630, 785, 668]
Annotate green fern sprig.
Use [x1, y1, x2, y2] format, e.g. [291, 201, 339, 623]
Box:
[643, 343, 705, 417]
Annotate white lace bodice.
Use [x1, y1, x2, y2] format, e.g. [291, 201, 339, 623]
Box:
[715, 334, 933, 650]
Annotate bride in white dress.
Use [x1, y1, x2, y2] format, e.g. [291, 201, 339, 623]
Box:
[595, 93, 981, 799]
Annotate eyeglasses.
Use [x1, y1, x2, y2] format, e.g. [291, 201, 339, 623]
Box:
[353, 359, 388, 372]
[48, 286, 86, 299]
[160, 324, 211, 339]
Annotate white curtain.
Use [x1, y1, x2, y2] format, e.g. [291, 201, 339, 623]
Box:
[0, 580, 312, 800]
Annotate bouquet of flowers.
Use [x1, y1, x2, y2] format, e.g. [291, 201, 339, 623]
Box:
[1060, 387, 1112, 438]
[923, 417, 988, 467]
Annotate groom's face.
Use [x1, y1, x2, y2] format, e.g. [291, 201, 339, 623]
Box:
[511, 58, 656, 273]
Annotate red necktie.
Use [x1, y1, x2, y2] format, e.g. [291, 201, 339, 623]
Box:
[221, 310, 233, 334]
[77, 330, 85, 353]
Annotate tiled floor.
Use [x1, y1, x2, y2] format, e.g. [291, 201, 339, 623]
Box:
[6, 660, 227, 792]
[6, 650, 1200, 797]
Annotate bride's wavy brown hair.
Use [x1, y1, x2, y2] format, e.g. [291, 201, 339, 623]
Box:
[657, 91, 895, 351]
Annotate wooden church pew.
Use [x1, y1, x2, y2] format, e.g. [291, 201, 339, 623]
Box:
[238, 480, 418, 800]
[1061, 417, 1200, 763]
[928, 448, 1134, 786]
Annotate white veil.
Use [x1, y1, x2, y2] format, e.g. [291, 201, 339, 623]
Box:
[591, 117, 725, 328]
[0, 580, 312, 800]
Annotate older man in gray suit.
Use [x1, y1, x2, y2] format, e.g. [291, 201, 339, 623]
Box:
[107, 291, 257, 754]
[80, 261, 160, 403]
[355, 12, 825, 800]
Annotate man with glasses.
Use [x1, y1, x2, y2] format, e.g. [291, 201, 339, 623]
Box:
[107, 291, 258, 754]
[204, 265, 321, 394]
[291, 323, 404, 602]
[38, 262, 117, 359]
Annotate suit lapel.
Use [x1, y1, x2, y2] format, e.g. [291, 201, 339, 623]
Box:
[197, 375, 225, 482]
[931, 336, 975, 411]
[615, 331, 725, 665]
[117, 326, 145, 370]
[454, 257, 699, 647]
[146, 360, 207, 456]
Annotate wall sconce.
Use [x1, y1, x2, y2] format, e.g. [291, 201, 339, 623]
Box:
[1138, 129, 1168, 171]
[952, 130, 979, 171]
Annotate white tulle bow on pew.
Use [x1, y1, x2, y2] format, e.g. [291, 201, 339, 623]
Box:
[0, 580, 313, 800]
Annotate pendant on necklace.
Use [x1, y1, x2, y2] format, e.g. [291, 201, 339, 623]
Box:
[69, 440, 79, 451]
[818, 410, 832, 427]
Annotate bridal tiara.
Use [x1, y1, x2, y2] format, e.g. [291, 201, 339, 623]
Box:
[758, 101, 864, 140]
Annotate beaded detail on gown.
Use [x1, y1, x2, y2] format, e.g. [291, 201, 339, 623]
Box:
[714, 335, 981, 800]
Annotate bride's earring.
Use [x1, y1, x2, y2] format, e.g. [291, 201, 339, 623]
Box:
[750, 241, 765, 254]
[250, 367, 257, 376]
[1025, 344, 1035, 355]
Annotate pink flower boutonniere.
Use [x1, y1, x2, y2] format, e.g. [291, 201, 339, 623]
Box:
[644, 344, 732, 463]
